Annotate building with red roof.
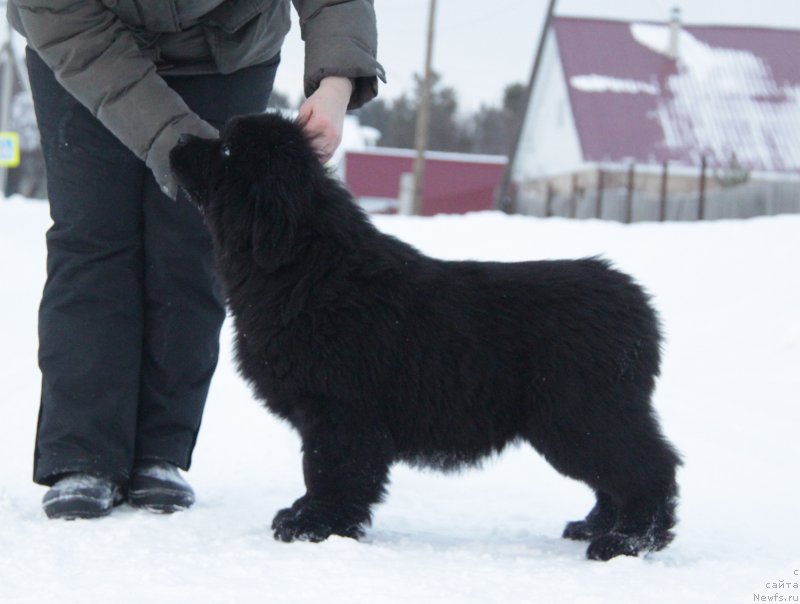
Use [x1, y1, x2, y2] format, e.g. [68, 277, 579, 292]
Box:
[510, 13, 800, 220]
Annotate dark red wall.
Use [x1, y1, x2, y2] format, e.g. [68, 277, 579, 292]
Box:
[344, 151, 507, 216]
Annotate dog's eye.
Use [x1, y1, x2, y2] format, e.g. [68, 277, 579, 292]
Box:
[221, 144, 232, 158]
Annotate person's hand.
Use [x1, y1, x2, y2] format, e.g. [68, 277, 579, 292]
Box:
[297, 76, 353, 163]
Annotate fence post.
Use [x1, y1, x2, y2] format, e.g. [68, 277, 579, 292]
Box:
[698, 155, 707, 220]
[625, 163, 635, 223]
[569, 173, 578, 219]
[596, 168, 604, 219]
[659, 161, 668, 221]
[544, 182, 554, 217]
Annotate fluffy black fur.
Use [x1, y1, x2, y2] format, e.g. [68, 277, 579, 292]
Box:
[170, 112, 681, 561]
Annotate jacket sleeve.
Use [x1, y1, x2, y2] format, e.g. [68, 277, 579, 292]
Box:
[12, 0, 214, 170]
[292, 0, 386, 109]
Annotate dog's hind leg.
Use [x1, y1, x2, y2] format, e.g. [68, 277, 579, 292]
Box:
[526, 399, 680, 560]
[562, 491, 618, 542]
[272, 409, 394, 543]
[580, 411, 680, 561]
[585, 483, 678, 561]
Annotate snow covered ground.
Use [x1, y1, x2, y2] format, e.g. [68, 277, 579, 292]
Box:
[1, 198, 798, 603]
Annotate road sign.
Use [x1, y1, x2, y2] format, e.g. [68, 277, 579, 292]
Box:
[0, 131, 20, 167]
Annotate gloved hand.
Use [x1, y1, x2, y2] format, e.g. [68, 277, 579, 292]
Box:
[146, 117, 218, 199]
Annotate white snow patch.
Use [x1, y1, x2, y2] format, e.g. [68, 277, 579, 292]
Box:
[1, 198, 799, 603]
[570, 74, 659, 95]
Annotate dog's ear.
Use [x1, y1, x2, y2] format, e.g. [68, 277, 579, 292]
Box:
[242, 113, 326, 271]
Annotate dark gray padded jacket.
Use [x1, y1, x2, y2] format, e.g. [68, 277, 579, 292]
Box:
[8, 0, 384, 185]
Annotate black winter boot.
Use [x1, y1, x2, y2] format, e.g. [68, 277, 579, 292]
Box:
[42, 474, 124, 520]
[128, 462, 195, 513]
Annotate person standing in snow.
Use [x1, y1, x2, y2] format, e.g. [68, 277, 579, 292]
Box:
[7, 0, 384, 520]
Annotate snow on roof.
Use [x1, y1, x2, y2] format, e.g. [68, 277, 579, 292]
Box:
[553, 17, 800, 173]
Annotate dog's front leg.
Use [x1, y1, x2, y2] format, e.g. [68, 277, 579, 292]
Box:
[272, 412, 393, 543]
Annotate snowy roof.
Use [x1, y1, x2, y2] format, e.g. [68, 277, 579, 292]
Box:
[553, 16, 800, 173]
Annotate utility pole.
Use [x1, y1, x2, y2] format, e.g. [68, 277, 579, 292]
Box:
[409, 0, 437, 216]
[495, 0, 558, 213]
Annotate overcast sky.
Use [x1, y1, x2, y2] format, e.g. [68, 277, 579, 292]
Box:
[273, 0, 800, 114]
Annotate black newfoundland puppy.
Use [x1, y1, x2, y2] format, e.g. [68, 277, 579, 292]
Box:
[170, 112, 680, 561]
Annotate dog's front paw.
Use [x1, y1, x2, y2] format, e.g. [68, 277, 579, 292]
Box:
[272, 508, 333, 542]
[271, 498, 366, 543]
[586, 532, 642, 561]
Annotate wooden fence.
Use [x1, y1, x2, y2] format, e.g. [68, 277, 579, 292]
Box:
[514, 162, 800, 222]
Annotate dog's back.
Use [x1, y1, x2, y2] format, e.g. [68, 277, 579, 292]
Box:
[313, 250, 664, 469]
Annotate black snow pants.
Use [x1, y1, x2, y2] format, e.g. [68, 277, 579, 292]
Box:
[27, 49, 278, 486]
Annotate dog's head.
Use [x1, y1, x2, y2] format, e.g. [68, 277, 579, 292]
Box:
[170, 112, 326, 271]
